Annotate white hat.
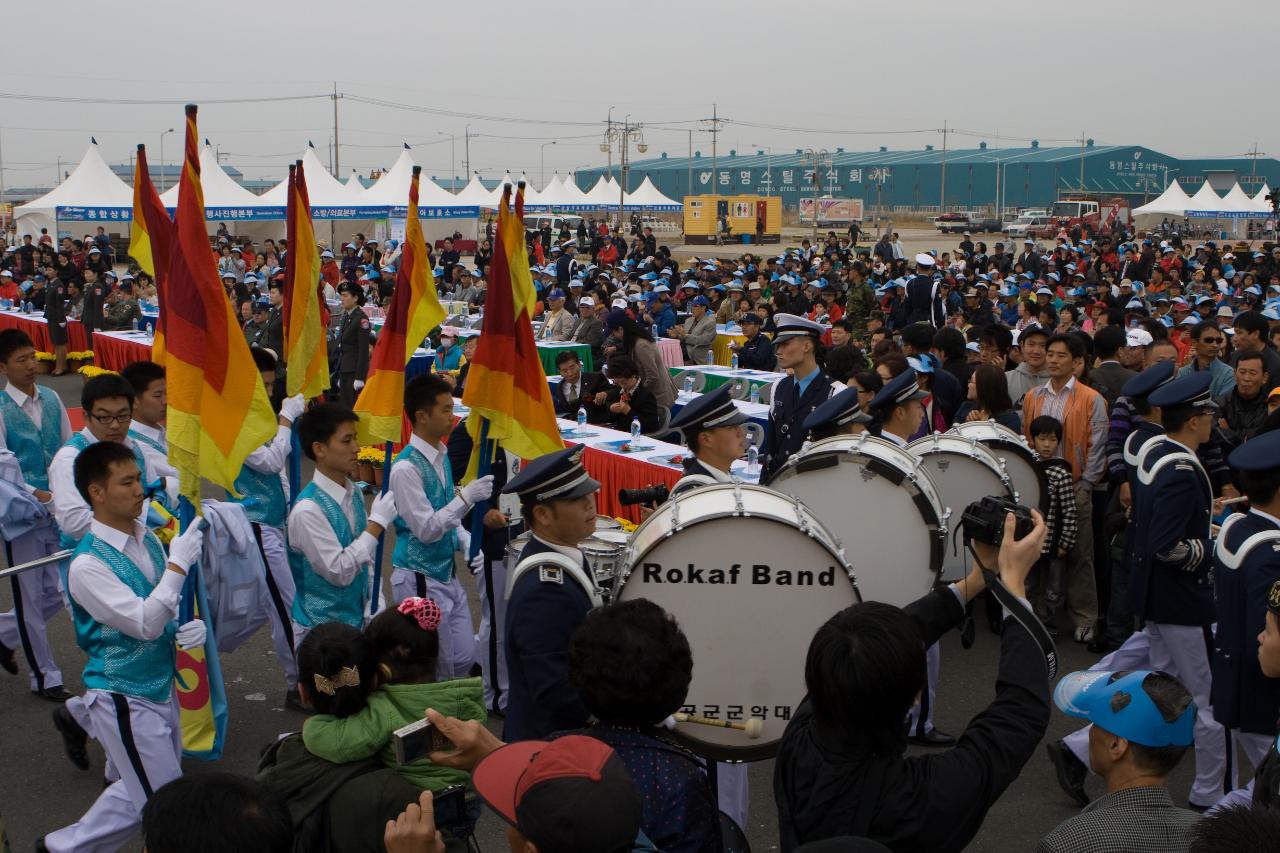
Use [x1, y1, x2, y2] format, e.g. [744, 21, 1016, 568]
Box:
[611, 298, 628, 309]
[1125, 328, 1154, 348]
[914, 253, 935, 267]
[578, 296, 595, 308]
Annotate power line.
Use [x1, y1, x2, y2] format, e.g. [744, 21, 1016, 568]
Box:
[0, 90, 331, 106]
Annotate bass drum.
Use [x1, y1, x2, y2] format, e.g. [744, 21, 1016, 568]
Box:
[950, 420, 1048, 512]
[907, 433, 1015, 582]
[767, 433, 946, 606]
[617, 483, 857, 762]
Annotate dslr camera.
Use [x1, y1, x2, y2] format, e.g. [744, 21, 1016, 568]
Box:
[618, 483, 670, 507]
[961, 496, 1034, 547]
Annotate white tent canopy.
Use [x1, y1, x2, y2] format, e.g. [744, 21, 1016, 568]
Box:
[341, 171, 368, 202]
[559, 174, 594, 208]
[1254, 183, 1272, 208]
[534, 173, 579, 207]
[1132, 181, 1193, 217]
[15, 140, 134, 236]
[624, 176, 682, 210]
[160, 142, 275, 214]
[362, 147, 461, 208]
[1185, 181, 1265, 218]
[584, 175, 624, 208]
[452, 173, 493, 205]
[258, 144, 364, 211]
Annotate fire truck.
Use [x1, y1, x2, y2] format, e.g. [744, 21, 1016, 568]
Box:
[1033, 195, 1132, 239]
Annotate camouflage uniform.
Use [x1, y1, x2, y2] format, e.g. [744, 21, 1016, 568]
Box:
[102, 297, 143, 331]
[844, 278, 877, 342]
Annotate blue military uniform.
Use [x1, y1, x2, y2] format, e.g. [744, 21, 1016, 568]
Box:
[763, 314, 842, 479]
[734, 314, 776, 372]
[1248, 579, 1280, 809]
[501, 447, 600, 742]
[669, 385, 752, 491]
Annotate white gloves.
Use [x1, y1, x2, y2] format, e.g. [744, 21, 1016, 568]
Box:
[369, 489, 399, 529]
[280, 394, 305, 423]
[168, 523, 205, 572]
[353, 379, 365, 391]
[459, 475, 495, 506]
[176, 619, 206, 649]
[468, 551, 485, 575]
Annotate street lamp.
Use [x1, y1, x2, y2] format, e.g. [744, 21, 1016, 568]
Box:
[159, 128, 175, 192]
[437, 132, 455, 191]
[540, 140, 557, 188]
[802, 148, 832, 244]
[601, 117, 646, 231]
[751, 144, 773, 196]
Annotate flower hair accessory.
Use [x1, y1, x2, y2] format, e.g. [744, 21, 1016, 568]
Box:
[313, 665, 361, 696]
[398, 596, 441, 632]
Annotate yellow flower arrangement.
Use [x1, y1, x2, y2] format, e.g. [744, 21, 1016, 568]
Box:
[67, 351, 95, 361]
[357, 446, 388, 466]
[613, 517, 637, 533]
[77, 365, 118, 379]
[34, 352, 55, 362]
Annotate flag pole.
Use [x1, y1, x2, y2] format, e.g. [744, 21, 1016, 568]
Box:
[288, 424, 302, 507]
[370, 439, 393, 614]
[468, 416, 494, 561]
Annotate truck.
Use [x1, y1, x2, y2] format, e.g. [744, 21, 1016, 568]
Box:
[1045, 196, 1132, 238]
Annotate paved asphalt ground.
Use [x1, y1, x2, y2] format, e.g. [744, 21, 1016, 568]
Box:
[0, 321, 1213, 852]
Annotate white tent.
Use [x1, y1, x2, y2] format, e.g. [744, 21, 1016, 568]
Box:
[1220, 182, 1265, 216]
[1184, 181, 1264, 218]
[1132, 181, 1193, 217]
[534, 173, 577, 207]
[361, 146, 463, 208]
[584, 175, 623, 209]
[1254, 183, 1273, 210]
[623, 176, 682, 211]
[452, 173, 493, 205]
[257, 144, 372, 214]
[342, 171, 368, 202]
[160, 142, 276, 215]
[559, 174, 594, 209]
[15, 140, 134, 237]
[484, 172, 518, 207]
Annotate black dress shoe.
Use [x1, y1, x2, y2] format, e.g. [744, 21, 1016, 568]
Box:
[35, 836, 49, 852]
[1046, 739, 1090, 807]
[52, 705, 90, 771]
[0, 639, 17, 674]
[907, 728, 957, 747]
[1087, 637, 1118, 655]
[284, 688, 309, 713]
[34, 685, 73, 702]
[487, 705, 506, 720]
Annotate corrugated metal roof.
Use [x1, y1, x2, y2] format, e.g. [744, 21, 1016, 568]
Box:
[618, 144, 1143, 172]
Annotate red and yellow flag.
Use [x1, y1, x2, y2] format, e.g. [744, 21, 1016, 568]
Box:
[462, 183, 563, 471]
[353, 166, 446, 444]
[128, 144, 174, 363]
[163, 104, 277, 505]
[283, 161, 329, 399]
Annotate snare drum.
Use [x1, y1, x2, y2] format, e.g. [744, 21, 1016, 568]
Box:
[580, 537, 625, 601]
[907, 434, 1015, 582]
[950, 421, 1048, 511]
[768, 433, 946, 606]
[617, 482, 856, 761]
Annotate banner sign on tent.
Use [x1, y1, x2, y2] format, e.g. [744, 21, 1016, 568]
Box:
[1186, 210, 1262, 219]
[57, 206, 134, 222]
[312, 206, 380, 220]
[195, 206, 288, 221]
[389, 205, 481, 219]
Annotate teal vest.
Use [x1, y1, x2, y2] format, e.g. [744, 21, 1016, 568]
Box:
[391, 445, 459, 582]
[0, 386, 62, 490]
[66, 532, 176, 704]
[289, 481, 369, 628]
[59, 433, 150, 551]
[232, 463, 288, 528]
[127, 426, 166, 458]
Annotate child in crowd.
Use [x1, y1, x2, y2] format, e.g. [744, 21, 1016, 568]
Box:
[1027, 415, 1079, 634]
[302, 600, 486, 841]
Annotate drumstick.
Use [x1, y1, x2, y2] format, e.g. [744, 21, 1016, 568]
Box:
[673, 712, 764, 739]
[1217, 496, 1249, 506]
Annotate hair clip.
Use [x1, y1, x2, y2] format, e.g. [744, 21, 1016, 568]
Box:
[313, 665, 361, 696]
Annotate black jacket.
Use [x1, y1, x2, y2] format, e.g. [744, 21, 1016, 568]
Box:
[774, 587, 1050, 852]
[904, 275, 943, 327]
[553, 371, 611, 423]
[605, 382, 661, 433]
[1215, 387, 1269, 449]
[334, 307, 371, 377]
[1088, 361, 1137, 411]
[736, 332, 777, 371]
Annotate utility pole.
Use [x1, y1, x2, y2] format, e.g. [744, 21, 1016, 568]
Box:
[706, 103, 723, 196]
[0, 127, 6, 231]
[939, 120, 948, 212]
[332, 82, 341, 176]
[687, 129, 692, 203]
[1079, 131, 1086, 192]
[605, 106, 615, 180]
[803, 148, 831, 245]
[603, 118, 647, 231]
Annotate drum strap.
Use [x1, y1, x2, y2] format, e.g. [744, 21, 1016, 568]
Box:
[506, 551, 603, 608]
[966, 545, 1059, 680]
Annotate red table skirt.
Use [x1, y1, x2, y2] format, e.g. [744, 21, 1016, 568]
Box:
[94, 334, 153, 371]
[0, 312, 89, 353]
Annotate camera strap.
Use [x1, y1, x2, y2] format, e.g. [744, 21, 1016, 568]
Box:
[966, 545, 1059, 680]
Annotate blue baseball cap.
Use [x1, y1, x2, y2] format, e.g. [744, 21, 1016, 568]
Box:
[690, 295, 711, 307]
[547, 289, 565, 300]
[1054, 670, 1195, 747]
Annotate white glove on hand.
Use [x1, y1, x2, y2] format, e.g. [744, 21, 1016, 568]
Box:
[168, 523, 205, 571]
[280, 393, 306, 423]
[468, 551, 485, 575]
[353, 379, 365, 391]
[176, 619, 206, 649]
[459, 475, 495, 506]
[369, 489, 398, 529]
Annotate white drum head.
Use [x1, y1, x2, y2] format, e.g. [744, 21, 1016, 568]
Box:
[768, 434, 944, 607]
[618, 483, 856, 761]
[950, 421, 1048, 511]
[908, 434, 1014, 582]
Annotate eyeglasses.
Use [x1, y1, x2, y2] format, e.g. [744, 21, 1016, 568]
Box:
[88, 412, 131, 425]
[1199, 337, 1224, 345]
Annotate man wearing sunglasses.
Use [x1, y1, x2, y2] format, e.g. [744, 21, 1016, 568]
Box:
[1177, 320, 1236, 398]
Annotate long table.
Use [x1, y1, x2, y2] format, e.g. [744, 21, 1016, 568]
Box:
[670, 391, 770, 435]
[0, 310, 91, 353]
[668, 364, 785, 394]
[453, 329, 593, 374]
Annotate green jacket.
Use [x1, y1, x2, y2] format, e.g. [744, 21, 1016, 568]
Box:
[303, 677, 486, 793]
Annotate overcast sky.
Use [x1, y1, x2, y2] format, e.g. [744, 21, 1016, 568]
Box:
[3, 0, 1276, 190]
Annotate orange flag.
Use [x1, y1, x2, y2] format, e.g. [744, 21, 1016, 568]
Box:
[128, 144, 174, 363]
[353, 166, 445, 444]
[163, 104, 277, 505]
[283, 161, 329, 399]
[462, 182, 563, 475]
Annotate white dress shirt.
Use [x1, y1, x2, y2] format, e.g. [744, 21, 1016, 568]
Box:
[389, 433, 470, 564]
[529, 533, 584, 565]
[0, 382, 72, 491]
[68, 518, 183, 641]
[50, 429, 157, 541]
[242, 424, 293, 506]
[286, 469, 377, 588]
[128, 420, 180, 493]
[880, 429, 909, 448]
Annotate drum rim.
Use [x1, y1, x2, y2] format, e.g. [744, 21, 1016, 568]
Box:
[907, 433, 1013, 487]
[948, 423, 1049, 510]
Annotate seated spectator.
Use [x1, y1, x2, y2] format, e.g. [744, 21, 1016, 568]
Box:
[1036, 670, 1198, 853]
[774, 510, 1050, 851]
[603, 355, 662, 434]
[552, 350, 610, 423]
[142, 772, 292, 853]
[566, 599, 721, 853]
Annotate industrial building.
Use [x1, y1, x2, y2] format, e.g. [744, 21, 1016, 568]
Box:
[576, 141, 1280, 215]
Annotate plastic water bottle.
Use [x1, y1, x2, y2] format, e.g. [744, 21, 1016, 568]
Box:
[682, 375, 694, 396]
[749, 385, 760, 404]
[577, 405, 587, 430]
[746, 444, 759, 478]
[730, 352, 739, 369]
[630, 417, 642, 442]
[131, 317, 139, 332]
[706, 349, 715, 366]
[651, 324, 660, 339]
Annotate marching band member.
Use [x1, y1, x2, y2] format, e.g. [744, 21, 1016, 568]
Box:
[286, 403, 397, 641]
[119, 361, 178, 500]
[230, 347, 307, 709]
[40, 441, 206, 852]
[802, 385, 874, 442]
[668, 384, 751, 487]
[388, 375, 490, 678]
[1209, 429, 1280, 810]
[1129, 372, 1232, 809]
[500, 446, 600, 742]
[763, 313, 844, 479]
[0, 329, 72, 699]
[1246, 578, 1280, 808]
